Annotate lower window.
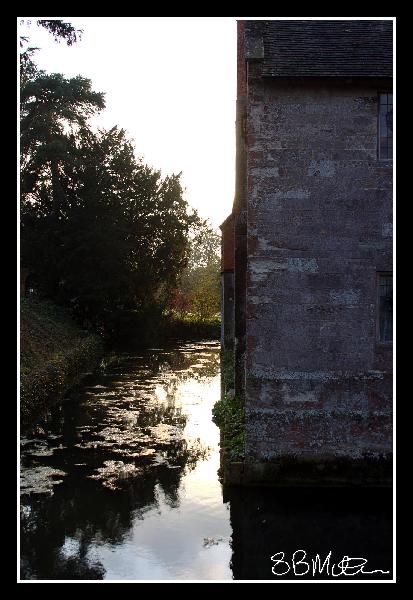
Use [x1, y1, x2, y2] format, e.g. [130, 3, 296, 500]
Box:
[378, 273, 393, 343]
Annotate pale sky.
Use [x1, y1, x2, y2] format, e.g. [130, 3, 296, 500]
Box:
[19, 17, 238, 227]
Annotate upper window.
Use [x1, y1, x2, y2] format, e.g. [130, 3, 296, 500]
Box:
[378, 93, 393, 160]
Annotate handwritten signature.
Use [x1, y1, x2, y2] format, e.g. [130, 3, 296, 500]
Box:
[271, 550, 390, 577]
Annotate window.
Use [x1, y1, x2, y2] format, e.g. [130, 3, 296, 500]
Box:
[378, 273, 393, 343]
[378, 93, 393, 160]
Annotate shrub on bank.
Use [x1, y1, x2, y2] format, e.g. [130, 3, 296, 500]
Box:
[20, 298, 104, 429]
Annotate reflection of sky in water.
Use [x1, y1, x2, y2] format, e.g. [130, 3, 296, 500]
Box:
[20, 340, 393, 581]
[20, 342, 233, 581]
[85, 370, 232, 580]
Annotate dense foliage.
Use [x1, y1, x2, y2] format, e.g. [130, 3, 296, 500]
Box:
[20, 22, 203, 339]
[170, 220, 221, 321]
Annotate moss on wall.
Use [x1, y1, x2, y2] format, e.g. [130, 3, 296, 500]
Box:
[212, 348, 245, 463]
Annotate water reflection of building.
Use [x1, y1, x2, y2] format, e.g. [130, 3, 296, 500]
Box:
[225, 486, 393, 580]
[221, 20, 393, 485]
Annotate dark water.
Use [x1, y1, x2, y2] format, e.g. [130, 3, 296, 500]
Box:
[20, 341, 393, 581]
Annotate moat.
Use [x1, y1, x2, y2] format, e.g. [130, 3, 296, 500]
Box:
[20, 341, 393, 581]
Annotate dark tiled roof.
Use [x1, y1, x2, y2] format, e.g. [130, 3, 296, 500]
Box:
[254, 20, 393, 77]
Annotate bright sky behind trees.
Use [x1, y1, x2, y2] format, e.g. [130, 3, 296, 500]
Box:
[19, 17, 238, 227]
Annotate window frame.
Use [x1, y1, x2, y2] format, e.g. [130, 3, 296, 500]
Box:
[376, 271, 393, 345]
[377, 91, 393, 162]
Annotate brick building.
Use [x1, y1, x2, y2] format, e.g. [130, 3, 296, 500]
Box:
[221, 20, 393, 485]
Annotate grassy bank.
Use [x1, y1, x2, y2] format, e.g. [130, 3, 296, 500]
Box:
[20, 298, 104, 430]
[212, 348, 245, 463]
[163, 312, 220, 340]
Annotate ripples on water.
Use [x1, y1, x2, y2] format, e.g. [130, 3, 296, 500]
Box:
[20, 341, 233, 581]
[20, 341, 393, 581]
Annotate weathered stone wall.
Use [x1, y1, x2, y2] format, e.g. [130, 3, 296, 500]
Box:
[233, 20, 248, 398]
[221, 270, 235, 349]
[220, 214, 235, 272]
[244, 75, 393, 468]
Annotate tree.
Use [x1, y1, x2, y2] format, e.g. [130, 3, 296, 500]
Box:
[19, 18, 101, 219]
[20, 73, 105, 209]
[171, 220, 221, 321]
[20, 21, 199, 338]
[35, 20, 82, 45]
[20, 71, 106, 303]
[51, 127, 197, 332]
[20, 19, 83, 86]
[21, 103, 197, 334]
